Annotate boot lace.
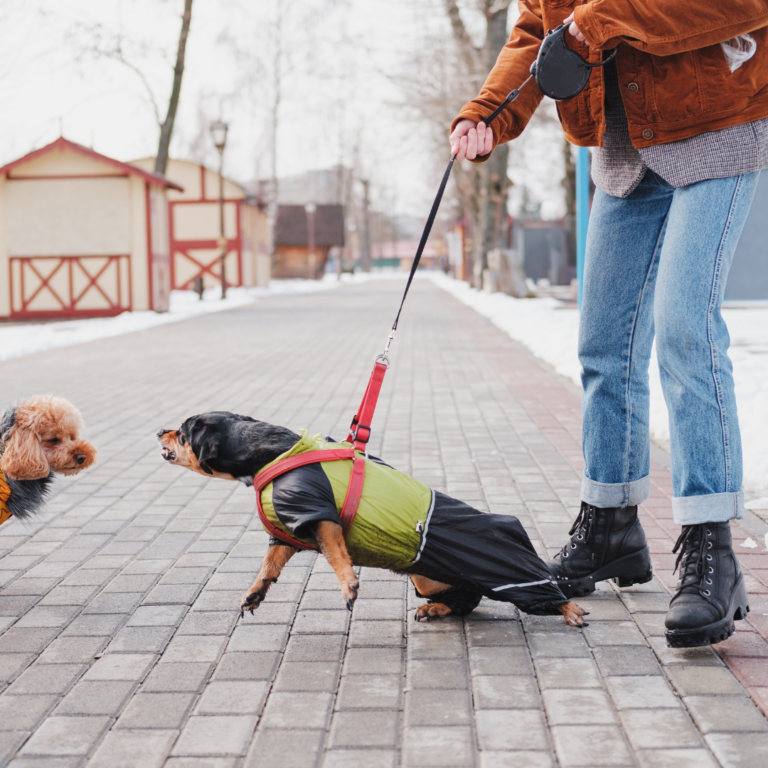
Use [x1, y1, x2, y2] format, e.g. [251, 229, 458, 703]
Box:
[672, 524, 712, 596]
[557, 504, 594, 558]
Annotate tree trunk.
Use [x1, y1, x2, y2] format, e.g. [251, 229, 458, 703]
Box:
[443, 1, 512, 287]
[155, 0, 193, 176]
[475, 7, 511, 286]
[562, 138, 577, 266]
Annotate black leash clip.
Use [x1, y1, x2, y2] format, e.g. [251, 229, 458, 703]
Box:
[531, 24, 617, 101]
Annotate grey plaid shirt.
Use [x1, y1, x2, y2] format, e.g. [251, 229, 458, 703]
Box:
[592, 61, 768, 198]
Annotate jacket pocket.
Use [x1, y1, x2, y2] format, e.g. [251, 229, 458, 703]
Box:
[649, 51, 703, 122]
[697, 35, 768, 116]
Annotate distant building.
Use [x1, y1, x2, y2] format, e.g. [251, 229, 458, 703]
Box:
[131, 158, 270, 290]
[274, 204, 344, 279]
[252, 166, 353, 207]
[514, 219, 574, 286]
[0, 137, 180, 320]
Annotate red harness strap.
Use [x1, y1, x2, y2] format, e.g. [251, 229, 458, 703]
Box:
[255, 354, 389, 550]
[254, 448, 366, 550]
[346, 359, 388, 451]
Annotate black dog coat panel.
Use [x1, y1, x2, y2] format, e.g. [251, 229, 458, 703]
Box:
[268, 462, 568, 615]
[406, 492, 569, 615]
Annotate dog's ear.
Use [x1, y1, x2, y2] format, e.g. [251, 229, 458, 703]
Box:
[182, 417, 220, 475]
[1, 424, 50, 481]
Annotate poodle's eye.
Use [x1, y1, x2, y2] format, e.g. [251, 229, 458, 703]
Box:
[46, 438, 60, 445]
[179, 434, 186, 446]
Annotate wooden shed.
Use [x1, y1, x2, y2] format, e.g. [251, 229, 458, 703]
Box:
[130, 158, 270, 291]
[0, 137, 181, 320]
[274, 204, 344, 279]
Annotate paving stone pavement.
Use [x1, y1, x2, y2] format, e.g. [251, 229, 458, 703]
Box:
[1, 278, 768, 768]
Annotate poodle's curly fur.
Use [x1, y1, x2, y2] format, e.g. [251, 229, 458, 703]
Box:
[0, 395, 96, 519]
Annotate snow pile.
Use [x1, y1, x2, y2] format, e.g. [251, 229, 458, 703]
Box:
[0, 275, 355, 363]
[433, 274, 768, 500]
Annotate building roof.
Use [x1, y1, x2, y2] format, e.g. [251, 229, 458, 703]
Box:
[129, 157, 255, 203]
[275, 204, 345, 248]
[0, 137, 183, 190]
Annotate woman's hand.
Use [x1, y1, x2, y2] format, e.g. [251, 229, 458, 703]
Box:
[564, 12, 588, 45]
[450, 119, 493, 161]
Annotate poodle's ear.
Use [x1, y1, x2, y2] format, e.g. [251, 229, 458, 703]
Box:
[1, 425, 50, 480]
[183, 418, 220, 475]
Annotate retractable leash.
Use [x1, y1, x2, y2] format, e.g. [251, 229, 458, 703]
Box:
[345, 25, 616, 453]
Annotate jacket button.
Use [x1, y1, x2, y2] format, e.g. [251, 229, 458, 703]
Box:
[642, 129, 654, 140]
[628, 82, 639, 93]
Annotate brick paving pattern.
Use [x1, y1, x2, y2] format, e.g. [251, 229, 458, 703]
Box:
[0, 278, 767, 767]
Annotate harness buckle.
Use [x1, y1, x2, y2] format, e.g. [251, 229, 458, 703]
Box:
[352, 424, 371, 444]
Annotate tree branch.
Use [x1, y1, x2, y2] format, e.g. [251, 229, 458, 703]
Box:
[68, 23, 163, 128]
[488, 0, 513, 15]
[443, 0, 482, 75]
[155, 0, 194, 176]
[111, 47, 162, 127]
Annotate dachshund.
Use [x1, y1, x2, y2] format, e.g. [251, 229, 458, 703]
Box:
[0, 396, 97, 523]
[158, 412, 587, 627]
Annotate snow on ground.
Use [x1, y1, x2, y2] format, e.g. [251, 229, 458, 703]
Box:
[432, 273, 768, 502]
[0, 275, 369, 363]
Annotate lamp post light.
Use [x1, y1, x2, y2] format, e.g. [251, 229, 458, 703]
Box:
[210, 120, 229, 299]
[305, 202, 317, 279]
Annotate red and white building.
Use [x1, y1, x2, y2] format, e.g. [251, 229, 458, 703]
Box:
[130, 158, 270, 291]
[0, 137, 181, 320]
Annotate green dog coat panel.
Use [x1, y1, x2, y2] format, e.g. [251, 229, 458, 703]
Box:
[259, 432, 434, 570]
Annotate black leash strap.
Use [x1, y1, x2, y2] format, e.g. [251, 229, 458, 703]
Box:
[384, 75, 534, 354]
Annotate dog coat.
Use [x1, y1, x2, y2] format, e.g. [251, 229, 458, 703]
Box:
[257, 431, 433, 570]
[256, 432, 571, 614]
[0, 466, 13, 527]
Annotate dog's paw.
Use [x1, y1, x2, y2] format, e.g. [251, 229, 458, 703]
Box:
[414, 603, 453, 622]
[559, 601, 589, 627]
[240, 579, 274, 618]
[342, 579, 359, 612]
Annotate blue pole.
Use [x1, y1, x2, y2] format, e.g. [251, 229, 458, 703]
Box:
[575, 145, 590, 308]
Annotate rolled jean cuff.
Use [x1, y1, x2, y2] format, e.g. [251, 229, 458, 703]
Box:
[672, 491, 744, 525]
[581, 474, 650, 508]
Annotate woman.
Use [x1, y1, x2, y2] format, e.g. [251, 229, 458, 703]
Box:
[450, 1, 768, 647]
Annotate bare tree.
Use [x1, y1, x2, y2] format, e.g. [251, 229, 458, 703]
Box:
[155, 0, 193, 175]
[441, 1, 514, 285]
[266, 1, 286, 260]
[67, 1, 193, 176]
[562, 138, 577, 261]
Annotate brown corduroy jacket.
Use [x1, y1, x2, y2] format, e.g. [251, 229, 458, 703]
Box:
[454, 0, 768, 154]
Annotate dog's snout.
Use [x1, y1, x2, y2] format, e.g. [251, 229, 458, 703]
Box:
[75, 454, 87, 465]
[157, 429, 172, 438]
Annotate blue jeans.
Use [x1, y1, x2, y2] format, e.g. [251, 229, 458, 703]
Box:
[580, 170, 759, 525]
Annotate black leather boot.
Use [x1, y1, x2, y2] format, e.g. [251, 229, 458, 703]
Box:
[665, 522, 749, 648]
[548, 503, 653, 598]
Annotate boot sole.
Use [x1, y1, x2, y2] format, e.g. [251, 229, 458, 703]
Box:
[665, 574, 750, 648]
[554, 546, 653, 598]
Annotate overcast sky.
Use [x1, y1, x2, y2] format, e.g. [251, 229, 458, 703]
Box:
[0, 0, 565, 218]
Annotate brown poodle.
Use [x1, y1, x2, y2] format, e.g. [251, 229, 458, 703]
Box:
[0, 395, 97, 523]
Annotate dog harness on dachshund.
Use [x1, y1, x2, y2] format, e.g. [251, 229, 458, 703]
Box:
[0, 465, 13, 527]
[255, 431, 434, 570]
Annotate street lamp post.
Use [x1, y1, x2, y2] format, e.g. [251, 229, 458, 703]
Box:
[210, 121, 229, 300]
[305, 202, 317, 279]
